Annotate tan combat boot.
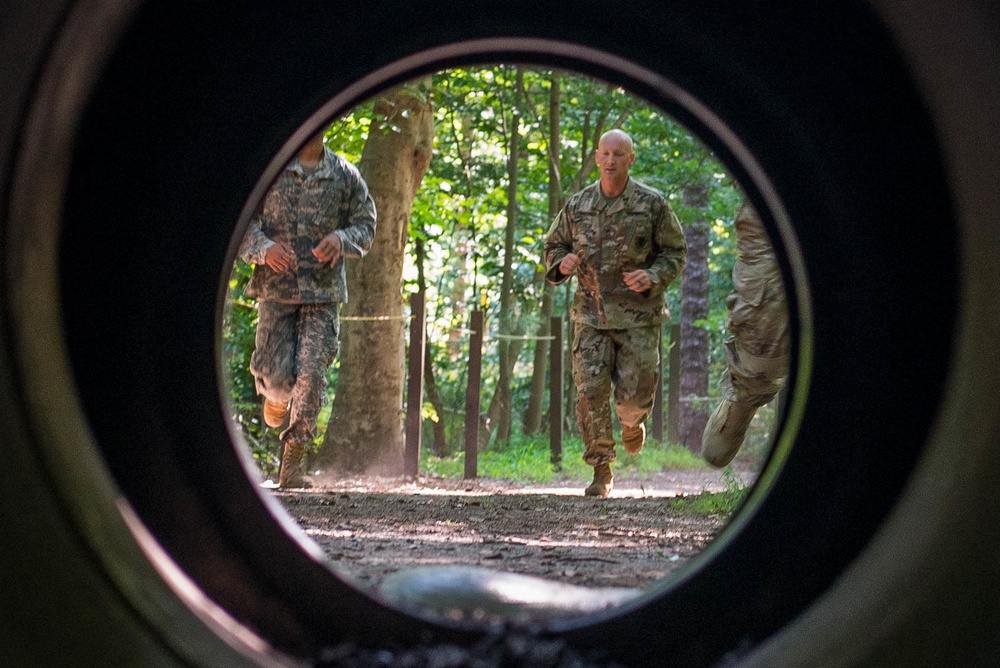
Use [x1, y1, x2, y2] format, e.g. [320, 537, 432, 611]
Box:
[263, 398, 289, 428]
[277, 440, 310, 488]
[701, 399, 757, 467]
[584, 462, 614, 497]
[622, 423, 646, 455]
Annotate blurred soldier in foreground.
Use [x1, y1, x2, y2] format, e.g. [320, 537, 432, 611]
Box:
[701, 200, 789, 467]
[544, 129, 687, 497]
[239, 130, 376, 488]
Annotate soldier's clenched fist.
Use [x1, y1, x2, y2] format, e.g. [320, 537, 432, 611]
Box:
[559, 252, 582, 276]
[312, 232, 343, 267]
[265, 242, 295, 272]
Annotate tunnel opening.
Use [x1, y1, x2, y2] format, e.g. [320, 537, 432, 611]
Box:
[2, 2, 955, 665]
[217, 59, 801, 627]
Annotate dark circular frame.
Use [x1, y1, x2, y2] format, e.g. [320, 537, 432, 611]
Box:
[2, 1, 964, 666]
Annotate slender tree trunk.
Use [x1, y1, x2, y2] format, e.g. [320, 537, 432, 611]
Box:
[679, 184, 711, 451]
[415, 237, 448, 455]
[524, 74, 562, 434]
[481, 68, 522, 448]
[423, 337, 448, 455]
[317, 83, 434, 474]
[523, 285, 553, 433]
[479, 338, 524, 449]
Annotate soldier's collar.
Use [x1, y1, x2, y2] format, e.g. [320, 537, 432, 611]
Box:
[593, 177, 634, 211]
[288, 147, 335, 177]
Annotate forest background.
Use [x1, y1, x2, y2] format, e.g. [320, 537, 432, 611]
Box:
[221, 66, 777, 481]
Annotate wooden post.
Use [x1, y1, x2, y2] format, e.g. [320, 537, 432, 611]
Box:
[404, 291, 426, 478]
[652, 323, 664, 442]
[549, 315, 563, 467]
[667, 323, 682, 444]
[464, 310, 484, 479]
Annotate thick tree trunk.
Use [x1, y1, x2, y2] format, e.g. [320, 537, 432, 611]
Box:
[679, 185, 711, 451]
[317, 84, 434, 475]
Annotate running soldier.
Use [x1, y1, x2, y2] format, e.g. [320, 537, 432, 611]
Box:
[544, 129, 687, 497]
[239, 130, 377, 488]
[701, 200, 789, 467]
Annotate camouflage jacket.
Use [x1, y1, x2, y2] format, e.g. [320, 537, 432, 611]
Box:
[239, 148, 376, 304]
[544, 178, 686, 328]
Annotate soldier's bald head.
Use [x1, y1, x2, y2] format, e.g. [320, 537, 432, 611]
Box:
[599, 129, 634, 153]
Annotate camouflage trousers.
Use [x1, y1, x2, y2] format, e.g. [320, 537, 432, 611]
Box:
[721, 256, 789, 407]
[250, 301, 340, 443]
[572, 323, 660, 466]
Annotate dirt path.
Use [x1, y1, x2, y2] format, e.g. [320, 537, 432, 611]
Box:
[272, 469, 752, 598]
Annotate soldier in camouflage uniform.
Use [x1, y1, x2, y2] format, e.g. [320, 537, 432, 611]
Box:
[544, 130, 687, 497]
[239, 131, 376, 488]
[701, 200, 789, 467]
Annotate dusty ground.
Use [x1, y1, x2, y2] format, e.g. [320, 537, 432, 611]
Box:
[271, 468, 755, 600]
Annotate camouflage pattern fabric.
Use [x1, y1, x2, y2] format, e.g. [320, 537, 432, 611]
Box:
[545, 177, 685, 464]
[239, 147, 374, 444]
[543, 178, 686, 329]
[720, 201, 789, 406]
[250, 301, 340, 443]
[572, 324, 661, 465]
[239, 147, 376, 304]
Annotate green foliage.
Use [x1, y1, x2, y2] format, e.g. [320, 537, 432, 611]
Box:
[420, 430, 705, 484]
[221, 65, 776, 480]
[324, 101, 373, 163]
[668, 467, 749, 516]
[220, 260, 282, 475]
[401, 67, 749, 457]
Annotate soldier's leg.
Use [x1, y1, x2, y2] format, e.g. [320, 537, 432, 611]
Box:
[703, 260, 790, 467]
[611, 325, 660, 455]
[724, 255, 790, 406]
[723, 337, 788, 407]
[250, 301, 298, 405]
[701, 344, 763, 468]
[572, 324, 616, 466]
[277, 303, 339, 488]
[572, 324, 616, 497]
[281, 303, 340, 445]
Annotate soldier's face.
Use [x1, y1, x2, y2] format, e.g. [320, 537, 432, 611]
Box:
[595, 137, 636, 181]
[300, 132, 325, 156]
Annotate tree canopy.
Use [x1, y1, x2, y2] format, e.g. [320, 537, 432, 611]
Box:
[223, 65, 768, 476]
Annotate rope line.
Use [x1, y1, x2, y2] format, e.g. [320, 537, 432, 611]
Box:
[340, 318, 555, 343]
[489, 334, 556, 341]
[420, 328, 557, 342]
[337, 311, 566, 342]
[340, 314, 413, 321]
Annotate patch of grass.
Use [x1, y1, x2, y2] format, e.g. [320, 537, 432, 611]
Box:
[617, 437, 705, 473]
[668, 467, 749, 515]
[421, 438, 570, 483]
[420, 432, 708, 484]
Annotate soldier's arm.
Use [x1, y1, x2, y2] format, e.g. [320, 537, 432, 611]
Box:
[333, 173, 377, 259]
[543, 208, 575, 285]
[238, 215, 276, 266]
[646, 198, 687, 288]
